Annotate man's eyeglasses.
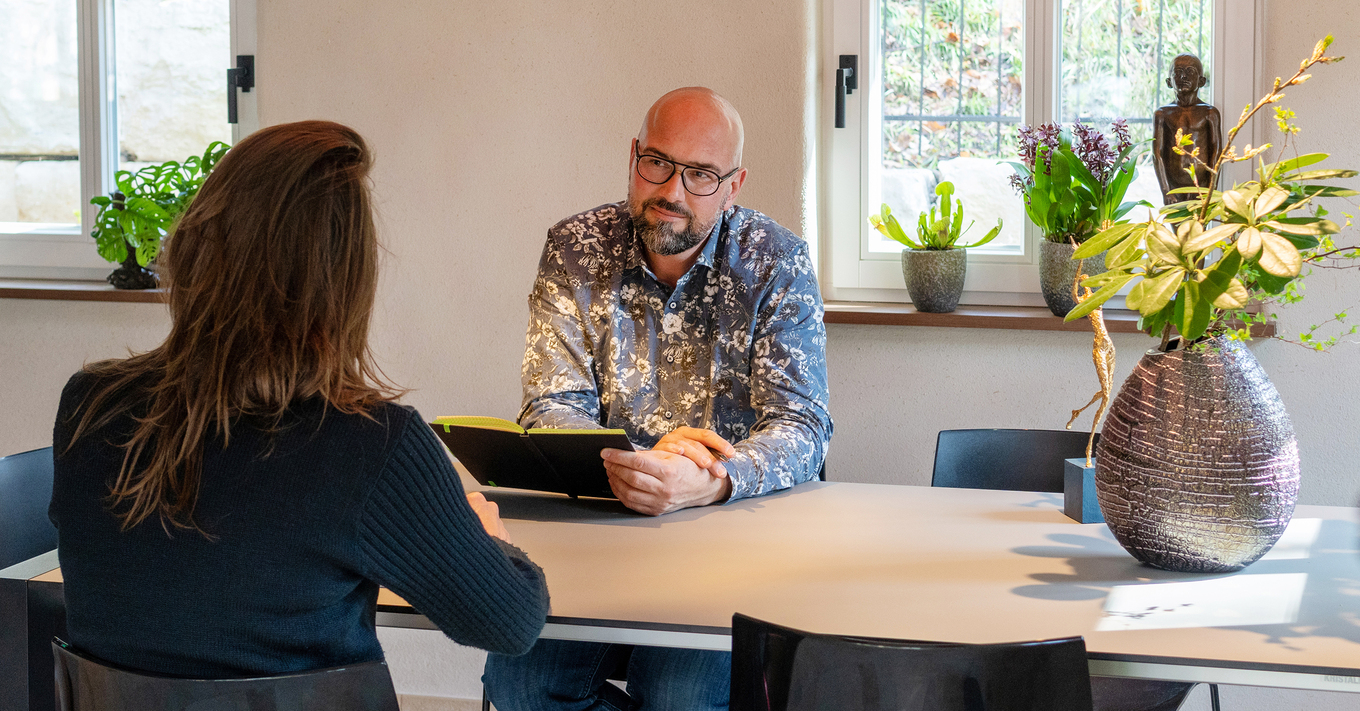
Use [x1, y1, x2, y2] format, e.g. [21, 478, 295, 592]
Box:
[634, 145, 740, 197]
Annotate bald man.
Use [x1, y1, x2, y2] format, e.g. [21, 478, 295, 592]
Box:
[483, 87, 833, 709]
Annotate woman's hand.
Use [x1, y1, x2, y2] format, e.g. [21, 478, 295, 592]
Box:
[467, 492, 512, 544]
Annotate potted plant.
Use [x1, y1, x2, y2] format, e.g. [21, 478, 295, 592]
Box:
[1063, 36, 1358, 573]
[870, 181, 1001, 313]
[1007, 120, 1144, 316]
[91, 142, 230, 289]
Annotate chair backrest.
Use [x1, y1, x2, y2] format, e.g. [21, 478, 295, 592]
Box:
[53, 639, 400, 711]
[930, 429, 1098, 493]
[731, 613, 1093, 711]
[0, 446, 57, 570]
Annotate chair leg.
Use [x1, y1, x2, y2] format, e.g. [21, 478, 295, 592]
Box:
[1209, 683, 1221, 711]
[482, 686, 491, 711]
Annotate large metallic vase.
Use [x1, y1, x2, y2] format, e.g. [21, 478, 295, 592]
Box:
[1095, 337, 1300, 573]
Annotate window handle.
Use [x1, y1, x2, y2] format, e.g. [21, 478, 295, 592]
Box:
[835, 54, 857, 129]
[227, 55, 255, 124]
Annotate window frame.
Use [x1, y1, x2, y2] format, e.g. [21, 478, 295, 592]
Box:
[0, 0, 257, 281]
[819, 0, 1265, 307]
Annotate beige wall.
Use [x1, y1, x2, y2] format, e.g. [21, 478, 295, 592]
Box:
[3, 0, 1358, 706]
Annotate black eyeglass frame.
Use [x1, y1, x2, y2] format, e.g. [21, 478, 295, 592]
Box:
[633, 144, 741, 197]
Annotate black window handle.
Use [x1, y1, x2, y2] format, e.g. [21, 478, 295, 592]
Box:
[227, 55, 255, 125]
[835, 55, 857, 129]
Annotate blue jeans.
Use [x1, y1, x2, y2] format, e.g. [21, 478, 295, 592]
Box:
[483, 639, 730, 711]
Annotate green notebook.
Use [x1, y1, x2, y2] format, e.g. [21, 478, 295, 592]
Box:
[428, 416, 634, 499]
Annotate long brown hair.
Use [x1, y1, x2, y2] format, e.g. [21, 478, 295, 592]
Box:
[69, 120, 401, 533]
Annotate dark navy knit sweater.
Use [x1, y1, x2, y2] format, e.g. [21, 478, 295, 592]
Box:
[50, 371, 549, 678]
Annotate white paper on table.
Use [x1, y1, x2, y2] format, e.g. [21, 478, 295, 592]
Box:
[1258, 518, 1322, 561]
[1096, 573, 1308, 632]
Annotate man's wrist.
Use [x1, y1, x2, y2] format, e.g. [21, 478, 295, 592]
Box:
[708, 473, 733, 505]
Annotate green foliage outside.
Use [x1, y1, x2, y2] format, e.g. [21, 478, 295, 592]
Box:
[91, 142, 230, 267]
[871, 181, 1002, 250]
[882, 0, 1212, 171]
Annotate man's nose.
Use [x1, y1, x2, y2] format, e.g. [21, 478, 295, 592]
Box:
[658, 170, 688, 203]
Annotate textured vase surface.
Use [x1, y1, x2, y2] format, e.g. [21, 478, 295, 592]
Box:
[1039, 240, 1107, 317]
[1095, 337, 1300, 573]
[901, 248, 965, 313]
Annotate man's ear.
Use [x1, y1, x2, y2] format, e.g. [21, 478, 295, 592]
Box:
[1198, 75, 1207, 89]
[1166, 77, 1174, 89]
[723, 168, 748, 211]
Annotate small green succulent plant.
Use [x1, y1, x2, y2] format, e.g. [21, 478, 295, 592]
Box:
[870, 181, 1002, 250]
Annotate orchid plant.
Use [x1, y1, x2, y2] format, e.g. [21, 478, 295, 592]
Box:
[1007, 119, 1144, 244]
[1064, 36, 1360, 352]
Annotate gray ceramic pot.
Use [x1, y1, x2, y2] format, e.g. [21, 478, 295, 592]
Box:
[1095, 337, 1300, 573]
[901, 248, 965, 313]
[1039, 239, 1107, 317]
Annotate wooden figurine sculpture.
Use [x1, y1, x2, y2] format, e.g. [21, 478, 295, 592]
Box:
[1153, 54, 1222, 204]
[1065, 266, 1116, 467]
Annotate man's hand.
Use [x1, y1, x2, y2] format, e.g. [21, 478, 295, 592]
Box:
[654, 427, 736, 478]
[601, 448, 732, 516]
[467, 492, 512, 544]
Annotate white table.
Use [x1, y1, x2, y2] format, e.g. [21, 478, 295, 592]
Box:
[377, 481, 1360, 693]
[8, 480, 1360, 710]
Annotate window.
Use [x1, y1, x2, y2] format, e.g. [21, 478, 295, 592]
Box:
[0, 0, 256, 281]
[823, 0, 1263, 305]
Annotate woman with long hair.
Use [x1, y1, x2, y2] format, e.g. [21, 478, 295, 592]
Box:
[50, 120, 548, 677]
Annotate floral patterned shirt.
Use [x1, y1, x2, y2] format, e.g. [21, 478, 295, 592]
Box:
[519, 202, 833, 502]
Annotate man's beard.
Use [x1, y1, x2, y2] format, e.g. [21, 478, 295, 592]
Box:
[629, 196, 717, 256]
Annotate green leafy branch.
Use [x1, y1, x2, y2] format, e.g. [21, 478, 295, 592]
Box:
[1062, 36, 1360, 352]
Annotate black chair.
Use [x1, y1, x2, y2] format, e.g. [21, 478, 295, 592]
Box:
[731, 612, 1094, 711]
[53, 638, 399, 711]
[931, 429, 1206, 711]
[931, 429, 1097, 492]
[0, 446, 58, 570]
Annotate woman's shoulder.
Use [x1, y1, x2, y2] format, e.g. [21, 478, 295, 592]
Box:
[280, 400, 429, 470]
[54, 366, 148, 433]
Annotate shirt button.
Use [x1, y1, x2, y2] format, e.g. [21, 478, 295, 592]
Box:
[664, 411, 673, 419]
[668, 302, 677, 309]
[666, 355, 674, 363]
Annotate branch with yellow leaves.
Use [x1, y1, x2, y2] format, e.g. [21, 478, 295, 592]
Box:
[1189, 35, 1346, 222]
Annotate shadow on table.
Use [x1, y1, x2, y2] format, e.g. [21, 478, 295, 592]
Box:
[483, 481, 812, 528]
[1009, 531, 1197, 601]
[977, 492, 1069, 524]
[1009, 517, 1360, 649]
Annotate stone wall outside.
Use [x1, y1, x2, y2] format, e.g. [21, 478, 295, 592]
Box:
[1, 0, 230, 224]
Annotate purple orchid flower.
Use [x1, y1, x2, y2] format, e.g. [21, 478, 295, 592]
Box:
[1111, 118, 1132, 154]
[1072, 122, 1116, 183]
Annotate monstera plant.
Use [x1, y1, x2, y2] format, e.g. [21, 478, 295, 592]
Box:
[91, 141, 230, 288]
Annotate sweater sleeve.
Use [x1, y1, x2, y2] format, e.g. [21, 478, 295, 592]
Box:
[356, 411, 549, 655]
